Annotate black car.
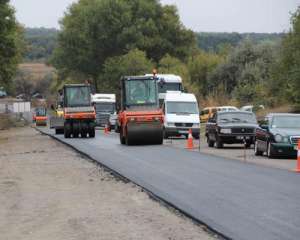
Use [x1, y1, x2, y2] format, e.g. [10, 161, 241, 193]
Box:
[254, 113, 300, 158]
[205, 111, 258, 148]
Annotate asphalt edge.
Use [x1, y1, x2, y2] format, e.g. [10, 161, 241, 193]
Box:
[35, 127, 230, 240]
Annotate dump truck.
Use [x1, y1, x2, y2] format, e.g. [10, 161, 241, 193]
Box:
[51, 84, 96, 138]
[34, 107, 47, 126]
[118, 76, 164, 145]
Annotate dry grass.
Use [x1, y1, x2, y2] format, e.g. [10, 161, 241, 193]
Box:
[18, 63, 55, 82]
[0, 114, 28, 130]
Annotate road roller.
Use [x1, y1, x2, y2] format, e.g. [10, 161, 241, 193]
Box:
[118, 76, 164, 145]
[62, 84, 96, 138]
[34, 107, 48, 126]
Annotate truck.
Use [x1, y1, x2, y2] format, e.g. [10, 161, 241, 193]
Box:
[163, 92, 200, 139]
[145, 74, 183, 106]
[50, 84, 96, 138]
[91, 94, 117, 130]
[118, 76, 164, 145]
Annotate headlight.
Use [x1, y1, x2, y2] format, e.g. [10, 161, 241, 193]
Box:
[193, 123, 200, 128]
[220, 128, 232, 134]
[275, 134, 288, 143]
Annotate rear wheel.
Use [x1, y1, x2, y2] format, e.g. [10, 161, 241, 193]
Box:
[81, 122, 88, 138]
[254, 140, 263, 156]
[64, 122, 71, 138]
[89, 126, 95, 138]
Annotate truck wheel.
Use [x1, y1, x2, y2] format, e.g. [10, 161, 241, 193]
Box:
[73, 122, 80, 138]
[89, 126, 95, 138]
[64, 123, 71, 138]
[81, 122, 88, 138]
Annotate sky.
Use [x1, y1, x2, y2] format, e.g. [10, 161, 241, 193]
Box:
[10, 0, 300, 33]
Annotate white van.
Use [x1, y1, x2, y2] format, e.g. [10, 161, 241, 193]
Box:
[163, 92, 200, 139]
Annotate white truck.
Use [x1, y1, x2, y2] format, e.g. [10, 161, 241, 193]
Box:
[91, 94, 117, 130]
[145, 74, 183, 106]
[162, 92, 200, 139]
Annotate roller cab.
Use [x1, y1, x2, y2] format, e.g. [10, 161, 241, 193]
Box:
[35, 107, 47, 126]
[118, 76, 163, 145]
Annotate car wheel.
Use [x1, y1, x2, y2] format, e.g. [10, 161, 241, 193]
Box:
[267, 142, 275, 158]
[193, 134, 200, 140]
[216, 136, 223, 149]
[254, 140, 263, 156]
[207, 137, 215, 147]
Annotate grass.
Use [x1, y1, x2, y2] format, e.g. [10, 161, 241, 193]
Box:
[18, 63, 55, 82]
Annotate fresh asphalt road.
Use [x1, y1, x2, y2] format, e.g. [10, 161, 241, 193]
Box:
[39, 128, 300, 240]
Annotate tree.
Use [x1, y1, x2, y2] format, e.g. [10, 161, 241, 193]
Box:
[274, 7, 300, 107]
[100, 49, 153, 93]
[187, 50, 223, 97]
[158, 54, 190, 89]
[51, 0, 196, 90]
[0, 0, 24, 93]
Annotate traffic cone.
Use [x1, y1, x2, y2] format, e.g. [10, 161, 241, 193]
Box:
[186, 129, 194, 150]
[104, 125, 109, 135]
[294, 140, 300, 173]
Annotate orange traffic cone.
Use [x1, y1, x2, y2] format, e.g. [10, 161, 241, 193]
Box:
[294, 140, 300, 173]
[104, 125, 109, 135]
[186, 129, 194, 150]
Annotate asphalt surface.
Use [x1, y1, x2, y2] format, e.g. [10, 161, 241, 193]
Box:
[38, 127, 300, 240]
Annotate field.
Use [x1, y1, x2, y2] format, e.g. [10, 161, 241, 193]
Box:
[18, 63, 55, 82]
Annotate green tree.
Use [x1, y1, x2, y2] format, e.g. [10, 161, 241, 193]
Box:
[0, 0, 24, 93]
[158, 54, 190, 89]
[51, 0, 196, 90]
[274, 7, 300, 107]
[100, 49, 153, 93]
[187, 50, 223, 98]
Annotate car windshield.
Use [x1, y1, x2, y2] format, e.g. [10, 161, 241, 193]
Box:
[167, 102, 199, 114]
[94, 103, 115, 113]
[158, 82, 182, 93]
[218, 112, 257, 123]
[271, 115, 300, 128]
[65, 86, 90, 107]
[125, 79, 157, 106]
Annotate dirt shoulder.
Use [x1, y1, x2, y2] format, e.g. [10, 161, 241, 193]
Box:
[0, 127, 214, 240]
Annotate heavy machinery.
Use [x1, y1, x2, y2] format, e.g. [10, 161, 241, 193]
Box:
[118, 76, 164, 145]
[34, 107, 47, 126]
[51, 84, 96, 138]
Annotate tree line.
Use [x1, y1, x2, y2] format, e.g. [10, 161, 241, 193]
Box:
[1, 0, 299, 110]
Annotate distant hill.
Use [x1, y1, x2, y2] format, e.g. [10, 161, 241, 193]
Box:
[24, 28, 59, 62]
[23, 28, 285, 62]
[196, 32, 285, 52]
